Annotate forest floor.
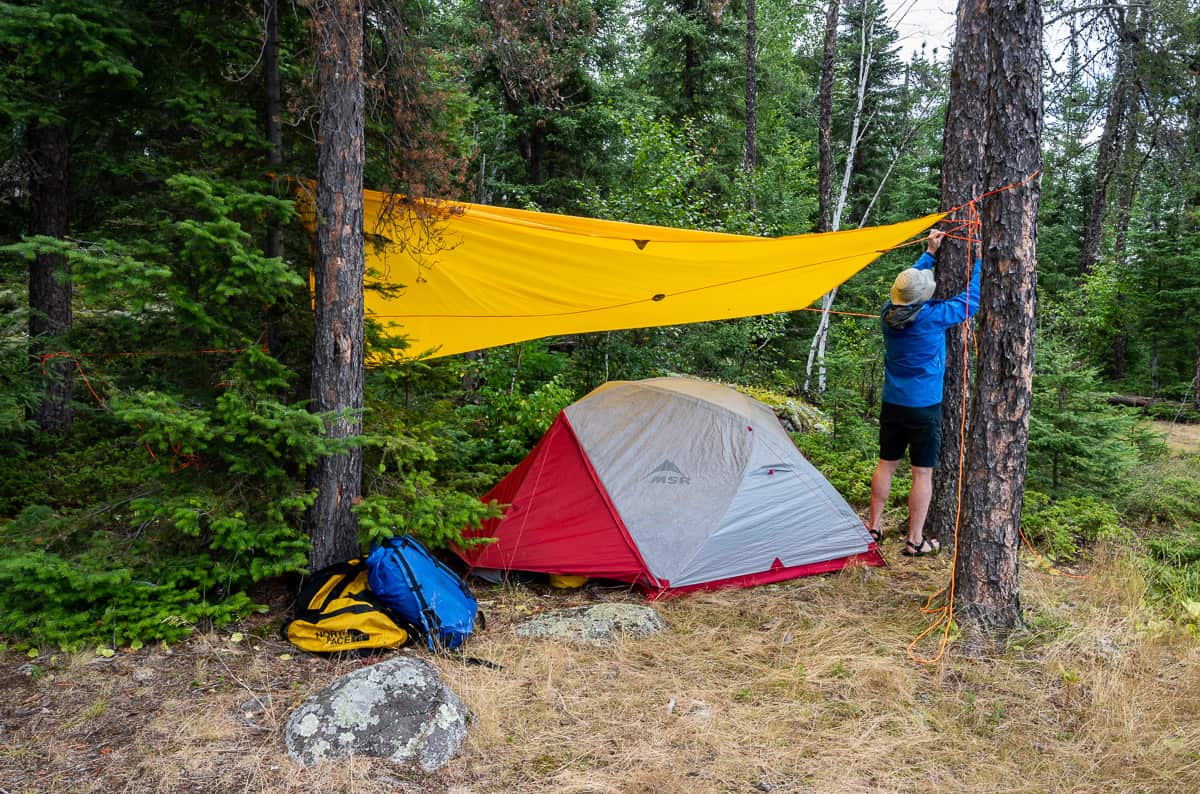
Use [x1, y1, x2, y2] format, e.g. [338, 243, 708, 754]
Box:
[2, 539, 1199, 793]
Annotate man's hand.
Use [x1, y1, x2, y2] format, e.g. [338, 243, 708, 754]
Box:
[926, 229, 945, 256]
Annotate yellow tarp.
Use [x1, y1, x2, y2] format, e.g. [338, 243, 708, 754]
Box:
[304, 187, 945, 359]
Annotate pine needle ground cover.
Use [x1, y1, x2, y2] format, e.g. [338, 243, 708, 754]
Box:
[1, 545, 1198, 793]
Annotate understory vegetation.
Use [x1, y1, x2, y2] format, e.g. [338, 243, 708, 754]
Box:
[2, 544, 1198, 792]
[2, 0, 1200, 656]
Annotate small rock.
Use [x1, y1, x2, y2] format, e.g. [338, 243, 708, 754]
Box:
[1095, 637, 1121, 661]
[513, 603, 667, 646]
[239, 696, 269, 715]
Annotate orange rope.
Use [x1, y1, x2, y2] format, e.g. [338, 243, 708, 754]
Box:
[1018, 528, 1088, 579]
[904, 168, 1081, 663]
[796, 306, 880, 319]
[907, 198, 979, 665]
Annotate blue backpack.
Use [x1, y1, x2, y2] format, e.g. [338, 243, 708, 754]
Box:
[365, 535, 480, 651]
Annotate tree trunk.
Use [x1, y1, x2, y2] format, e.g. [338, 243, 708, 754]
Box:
[264, 0, 285, 359]
[743, 0, 758, 176]
[682, 0, 701, 113]
[805, 0, 872, 394]
[1079, 4, 1139, 276]
[928, 0, 987, 548]
[27, 122, 73, 432]
[265, 0, 283, 262]
[816, 0, 839, 233]
[307, 0, 366, 570]
[955, 0, 1043, 649]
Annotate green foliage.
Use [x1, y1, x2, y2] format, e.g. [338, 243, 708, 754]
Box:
[355, 399, 502, 551]
[0, 0, 142, 127]
[0, 508, 258, 649]
[0, 348, 326, 648]
[1027, 339, 1148, 497]
[1107, 454, 1200, 615]
[457, 374, 576, 465]
[1020, 491, 1126, 562]
[792, 431, 879, 509]
[1118, 460, 1200, 528]
[0, 297, 35, 438]
[1142, 522, 1200, 619]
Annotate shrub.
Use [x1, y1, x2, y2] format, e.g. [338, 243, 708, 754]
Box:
[1117, 460, 1200, 528]
[1020, 491, 1127, 562]
[793, 431, 881, 509]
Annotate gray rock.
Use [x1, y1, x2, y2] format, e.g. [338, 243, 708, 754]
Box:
[284, 656, 468, 771]
[513, 603, 667, 646]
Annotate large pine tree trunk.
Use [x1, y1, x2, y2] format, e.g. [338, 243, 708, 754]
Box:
[955, 0, 1043, 648]
[816, 0, 840, 233]
[27, 122, 73, 432]
[264, 0, 285, 359]
[743, 0, 758, 175]
[308, 0, 366, 570]
[928, 0, 987, 548]
[681, 0, 701, 113]
[265, 0, 283, 262]
[1079, 4, 1139, 276]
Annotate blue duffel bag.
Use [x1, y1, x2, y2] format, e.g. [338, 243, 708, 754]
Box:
[365, 535, 480, 651]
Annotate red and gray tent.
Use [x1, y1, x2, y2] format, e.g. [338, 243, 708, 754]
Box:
[458, 377, 884, 598]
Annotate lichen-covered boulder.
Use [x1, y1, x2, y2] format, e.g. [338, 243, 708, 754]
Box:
[284, 656, 467, 771]
[513, 603, 667, 646]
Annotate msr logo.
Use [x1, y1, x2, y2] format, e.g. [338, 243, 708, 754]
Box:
[646, 459, 690, 485]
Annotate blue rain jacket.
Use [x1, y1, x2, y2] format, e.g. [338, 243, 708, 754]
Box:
[880, 252, 982, 408]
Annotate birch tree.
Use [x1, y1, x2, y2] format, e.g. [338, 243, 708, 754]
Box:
[804, 0, 876, 393]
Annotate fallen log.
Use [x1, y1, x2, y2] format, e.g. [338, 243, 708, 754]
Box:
[1108, 395, 1155, 408]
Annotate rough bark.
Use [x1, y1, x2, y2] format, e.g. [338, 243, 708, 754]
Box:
[264, 0, 285, 359]
[682, 0, 701, 113]
[955, 0, 1043, 648]
[816, 0, 840, 233]
[27, 122, 73, 432]
[928, 0, 987, 548]
[308, 0, 366, 570]
[265, 0, 283, 262]
[743, 0, 758, 174]
[1079, 4, 1139, 276]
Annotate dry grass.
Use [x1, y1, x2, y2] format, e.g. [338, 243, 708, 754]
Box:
[1155, 420, 1200, 457]
[2, 546, 1199, 793]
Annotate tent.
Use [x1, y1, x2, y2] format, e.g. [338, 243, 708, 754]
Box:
[297, 187, 944, 358]
[457, 378, 883, 597]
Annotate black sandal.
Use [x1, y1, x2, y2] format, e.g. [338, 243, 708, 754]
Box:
[902, 537, 940, 557]
[868, 528, 883, 545]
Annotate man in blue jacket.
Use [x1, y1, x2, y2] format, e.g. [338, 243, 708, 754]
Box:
[866, 229, 981, 556]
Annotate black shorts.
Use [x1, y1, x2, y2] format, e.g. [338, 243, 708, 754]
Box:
[879, 402, 942, 468]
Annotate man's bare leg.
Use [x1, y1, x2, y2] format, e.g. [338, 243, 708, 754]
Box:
[907, 465, 934, 548]
[868, 459, 901, 538]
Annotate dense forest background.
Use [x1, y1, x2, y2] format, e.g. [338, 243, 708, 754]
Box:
[1, 0, 1199, 649]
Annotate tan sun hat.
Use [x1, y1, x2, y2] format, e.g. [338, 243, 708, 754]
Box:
[890, 268, 936, 305]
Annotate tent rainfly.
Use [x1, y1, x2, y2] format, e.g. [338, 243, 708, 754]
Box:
[457, 378, 884, 597]
[298, 187, 944, 359]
